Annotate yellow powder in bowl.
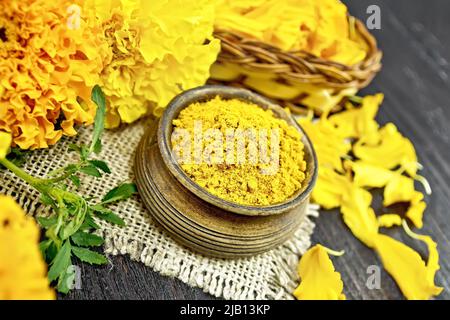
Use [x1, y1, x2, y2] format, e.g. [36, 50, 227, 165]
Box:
[171, 96, 307, 206]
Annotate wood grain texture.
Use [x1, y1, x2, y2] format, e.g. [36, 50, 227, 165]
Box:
[63, 0, 450, 300]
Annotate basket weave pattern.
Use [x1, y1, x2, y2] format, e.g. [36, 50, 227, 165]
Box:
[211, 18, 382, 114]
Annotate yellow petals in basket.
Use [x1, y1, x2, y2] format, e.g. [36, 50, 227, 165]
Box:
[210, 0, 382, 114]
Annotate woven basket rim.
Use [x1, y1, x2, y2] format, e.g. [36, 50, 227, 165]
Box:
[213, 16, 382, 90]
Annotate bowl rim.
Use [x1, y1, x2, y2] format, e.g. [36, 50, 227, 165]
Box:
[158, 85, 318, 216]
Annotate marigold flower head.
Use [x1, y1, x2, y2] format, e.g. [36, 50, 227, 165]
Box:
[0, 195, 55, 300]
[0, 0, 108, 149]
[0, 131, 12, 159]
[87, 0, 221, 128]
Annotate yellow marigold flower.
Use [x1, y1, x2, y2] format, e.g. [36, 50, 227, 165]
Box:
[294, 244, 346, 300]
[0, 0, 108, 149]
[0, 195, 55, 300]
[0, 131, 12, 160]
[214, 0, 367, 65]
[86, 0, 221, 128]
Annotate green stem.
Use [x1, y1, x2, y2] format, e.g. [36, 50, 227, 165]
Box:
[0, 158, 44, 189]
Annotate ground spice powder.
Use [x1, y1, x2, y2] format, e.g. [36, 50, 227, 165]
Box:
[171, 96, 307, 206]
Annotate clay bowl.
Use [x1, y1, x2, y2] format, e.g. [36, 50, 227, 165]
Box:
[158, 85, 317, 216]
[135, 85, 318, 258]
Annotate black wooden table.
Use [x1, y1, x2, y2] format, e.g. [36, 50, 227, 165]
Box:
[65, 0, 450, 300]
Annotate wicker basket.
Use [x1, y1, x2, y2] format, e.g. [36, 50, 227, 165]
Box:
[209, 17, 382, 114]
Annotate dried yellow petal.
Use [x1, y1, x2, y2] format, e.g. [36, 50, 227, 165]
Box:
[341, 186, 379, 247]
[329, 94, 383, 141]
[0, 131, 12, 160]
[351, 161, 394, 188]
[294, 244, 345, 300]
[353, 123, 418, 177]
[382, 174, 426, 229]
[373, 222, 443, 300]
[312, 167, 352, 210]
[383, 174, 416, 207]
[377, 214, 402, 228]
[299, 115, 351, 172]
[406, 197, 427, 229]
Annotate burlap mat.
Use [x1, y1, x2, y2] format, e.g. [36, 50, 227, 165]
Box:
[0, 120, 317, 300]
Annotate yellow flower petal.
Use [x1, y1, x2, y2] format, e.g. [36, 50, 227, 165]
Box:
[0, 131, 12, 160]
[328, 94, 383, 141]
[377, 214, 402, 228]
[214, 0, 367, 65]
[88, 0, 221, 128]
[0, 0, 107, 149]
[353, 123, 418, 177]
[406, 198, 426, 229]
[374, 223, 442, 300]
[383, 174, 416, 207]
[351, 161, 394, 188]
[299, 115, 351, 172]
[0, 195, 55, 300]
[312, 167, 352, 209]
[293, 244, 345, 300]
[341, 186, 379, 247]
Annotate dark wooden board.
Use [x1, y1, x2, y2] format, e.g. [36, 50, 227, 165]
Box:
[64, 0, 450, 300]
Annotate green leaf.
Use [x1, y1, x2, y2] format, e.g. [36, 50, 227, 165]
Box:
[80, 213, 100, 231]
[69, 175, 81, 187]
[63, 164, 79, 176]
[39, 240, 52, 258]
[48, 240, 72, 282]
[46, 242, 58, 262]
[71, 231, 104, 247]
[94, 210, 125, 227]
[39, 194, 55, 206]
[6, 148, 28, 168]
[80, 164, 102, 178]
[57, 263, 75, 294]
[68, 144, 81, 153]
[90, 85, 106, 155]
[93, 140, 102, 155]
[72, 246, 108, 265]
[37, 215, 58, 229]
[89, 160, 111, 174]
[101, 183, 137, 204]
[80, 145, 90, 161]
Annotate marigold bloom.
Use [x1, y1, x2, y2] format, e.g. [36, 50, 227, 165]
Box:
[88, 0, 221, 128]
[0, 0, 107, 149]
[0, 195, 55, 300]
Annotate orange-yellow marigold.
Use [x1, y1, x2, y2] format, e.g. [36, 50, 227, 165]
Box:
[0, 195, 55, 300]
[0, 0, 108, 149]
